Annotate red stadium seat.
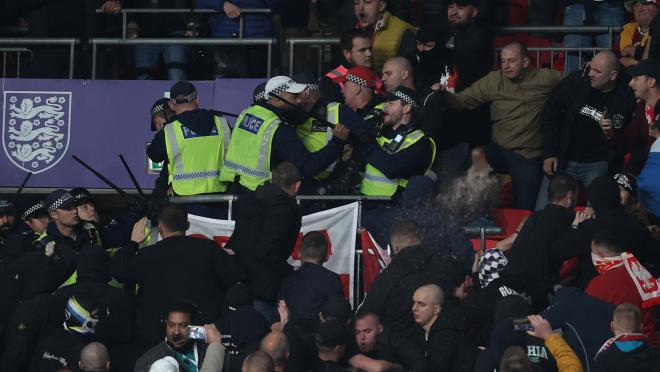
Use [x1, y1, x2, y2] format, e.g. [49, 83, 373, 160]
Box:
[491, 208, 533, 240]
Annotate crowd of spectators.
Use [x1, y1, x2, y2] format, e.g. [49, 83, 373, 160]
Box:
[2, 0, 660, 371]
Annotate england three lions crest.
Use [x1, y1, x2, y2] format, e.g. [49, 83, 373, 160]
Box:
[2, 91, 71, 174]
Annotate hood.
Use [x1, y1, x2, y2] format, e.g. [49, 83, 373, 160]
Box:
[587, 175, 622, 215]
[14, 252, 56, 300]
[175, 109, 217, 136]
[76, 245, 111, 283]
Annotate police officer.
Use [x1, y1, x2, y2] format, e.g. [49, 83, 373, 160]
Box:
[220, 76, 350, 193]
[151, 97, 174, 132]
[21, 200, 49, 235]
[0, 200, 51, 265]
[360, 86, 436, 198]
[334, 66, 386, 136]
[147, 81, 231, 217]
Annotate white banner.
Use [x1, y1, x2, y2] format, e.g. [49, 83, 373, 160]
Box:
[186, 202, 359, 304]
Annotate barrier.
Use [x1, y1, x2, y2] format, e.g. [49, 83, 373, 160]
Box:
[0, 38, 79, 78]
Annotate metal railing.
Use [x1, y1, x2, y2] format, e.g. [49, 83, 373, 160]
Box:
[90, 37, 276, 79]
[0, 48, 31, 78]
[0, 38, 79, 78]
[95, 8, 272, 39]
[169, 193, 503, 304]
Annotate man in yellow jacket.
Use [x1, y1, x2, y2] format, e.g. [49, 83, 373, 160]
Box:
[354, 0, 416, 73]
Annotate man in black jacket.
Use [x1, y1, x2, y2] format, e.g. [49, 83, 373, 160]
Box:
[111, 204, 244, 345]
[227, 162, 303, 324]
[501, 174, 589, 311]
[537, 50, 636, 209]
[350, 311, 427, 372]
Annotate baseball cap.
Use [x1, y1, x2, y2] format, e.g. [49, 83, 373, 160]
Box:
[0, 199, 14, 214]
[253, 82, 267, 103]
[21, 200, 47, 221]
[625, 0, 659, 12]
[225, 283, 252, 311]
[293, 72, 320, 91]
[264, 76, 307, 100]
[386, 86, 418, 109]
[626, 59, 660, 80]
[70, 187, 93, 206]
[315, 320, 350, 348]
[338, 66, 379, 89]
[44, 189, 77, 213]
[169, 81, 198, 104]
[320, 296, 352, 323]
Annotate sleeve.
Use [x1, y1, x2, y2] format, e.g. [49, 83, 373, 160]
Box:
[362, 136, 433, 179]
[271, 125, 343, 178]
[391, 336, 428, 372]
[109, 241, 142, 283]
[427, 329, 460, 371]
[195, 0, 223, 9]
[544, 333, 584, 372]
[541, 73, 575, 159]
[213, 245, 246, 289]
[147, 129, 167, 163]
[200, 342, 226, 372]
[620, 23, 636, 50]
[397, 29, 417, 64]
[444, 73, 494, 111]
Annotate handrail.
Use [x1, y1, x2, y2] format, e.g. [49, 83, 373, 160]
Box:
[499, 25, 621, 33]
[0, 38, 79, 78]
[90, 37, 276, 79]
[95, 8, 272, 38]
[169, 194, 391, 203]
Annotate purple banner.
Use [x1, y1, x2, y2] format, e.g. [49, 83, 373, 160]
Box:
[1, 78, 262, 189]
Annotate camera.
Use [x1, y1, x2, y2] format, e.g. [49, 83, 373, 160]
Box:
[188, 325, 207, 340]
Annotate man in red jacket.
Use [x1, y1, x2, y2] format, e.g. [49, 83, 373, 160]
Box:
[586, 230, 660, 348]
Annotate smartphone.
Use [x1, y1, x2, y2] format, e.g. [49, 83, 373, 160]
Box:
[512, 318, 534, 332]
[188, 325, 207, 340]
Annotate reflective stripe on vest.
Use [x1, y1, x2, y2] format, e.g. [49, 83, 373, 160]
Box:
[219, 105, 281, 190]
[360, 129, 436, 196]
[164, 115, 230, 195]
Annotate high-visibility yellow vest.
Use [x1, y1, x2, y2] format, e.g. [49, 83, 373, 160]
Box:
[294, 103, 343, 180]
[360, 129, 436, 196]
[164, 115, 230, 195]
[219, 105, 281, 191]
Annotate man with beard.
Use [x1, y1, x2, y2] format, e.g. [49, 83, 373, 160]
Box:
[134, 302, 208, 372]
[220, 75, 350, 194]
[0, 200, 25, 247]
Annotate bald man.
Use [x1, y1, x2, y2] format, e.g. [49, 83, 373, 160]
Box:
[381, 57, 414, 93]
[242, 351, 275, 372]
[260, 331, 289, 372]
[536, 50, 636, 209]
[79, 342, 110, 372]
[412, 283, 477, 371]
[443, 41, 563, 210]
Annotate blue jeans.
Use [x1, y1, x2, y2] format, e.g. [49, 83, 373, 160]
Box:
[534, 160, 609, 210]
[253, 300, 276, 326]
[483, 143, 543, 211]
[563, 2, 624, 73]
[135, 41, 188, 80]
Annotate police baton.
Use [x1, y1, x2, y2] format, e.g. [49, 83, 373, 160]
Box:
[119, 154, 146, 200]
[270, 94, 336, 128]
[72, 155, 127, 197]
[12, 172, 32, 202]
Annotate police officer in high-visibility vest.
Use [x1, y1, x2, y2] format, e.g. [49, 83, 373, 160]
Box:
[147, 81, 231, 217]
[334, 66, 386, 136]
[360, 86, 436, 198]
[220, 76, 350, 194]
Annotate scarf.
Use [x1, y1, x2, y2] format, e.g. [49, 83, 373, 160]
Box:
[596, 333, 647, 357]
[592, 252, 660, 309]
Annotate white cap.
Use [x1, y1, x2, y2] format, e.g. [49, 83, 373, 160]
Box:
[264, 76, 307, 100]
[149, 356, 179, 372]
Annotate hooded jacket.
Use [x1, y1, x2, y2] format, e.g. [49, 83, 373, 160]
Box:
[594, 340, 660, 372]
[227, 182, 302, 302]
